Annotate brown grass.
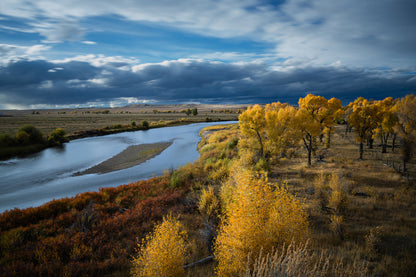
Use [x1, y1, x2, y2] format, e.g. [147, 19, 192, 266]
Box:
[0, 104, 244, 136]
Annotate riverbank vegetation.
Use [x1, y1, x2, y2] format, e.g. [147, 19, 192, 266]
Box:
[0, 95, 415, 276]
[0, 104, 242, 159]
[0, 125, 68, 160]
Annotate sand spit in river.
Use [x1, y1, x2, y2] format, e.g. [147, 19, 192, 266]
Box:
[74, 142, 172, 176]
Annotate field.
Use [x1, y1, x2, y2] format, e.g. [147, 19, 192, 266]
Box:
[0, 104, 244, 137]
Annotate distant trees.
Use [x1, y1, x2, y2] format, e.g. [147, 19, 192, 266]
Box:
[239, 95, 344, 166]
[0, 125, 69, 158]
[18, 125, 44, 145]
[47, 128, 68, 146]
[142, 120, 149, 129]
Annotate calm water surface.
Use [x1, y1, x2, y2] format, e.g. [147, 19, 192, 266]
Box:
[0, 121, 236, 212]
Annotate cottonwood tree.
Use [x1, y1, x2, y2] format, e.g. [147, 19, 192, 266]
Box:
[295, 94, 329, 165]
[393, 94, 416, 172]
[374, 97, 398, 153]
[348, 97, 379, 160]
[239, 104, 266, 159]
[264, 102, 299, 159]
[325, 98, 344, 148]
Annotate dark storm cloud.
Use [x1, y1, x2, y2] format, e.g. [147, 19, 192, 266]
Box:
[0, 58, 415, 108]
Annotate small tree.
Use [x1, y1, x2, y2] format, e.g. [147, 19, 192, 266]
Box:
[18, 125, 44, 144]
[142, 120, 149, 129]
[239, 105, 266, 159]
[215, 169, 309, 276]
[192, 108, 198, 116]
[47, 128, 67, 146]
[131, 216, 188, 277]
[295, 94, 328, 165]
[348, 97, 379, 159]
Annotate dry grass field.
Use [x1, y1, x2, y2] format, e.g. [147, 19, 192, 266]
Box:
[0, 104, 244, 137]
[180, 123, 416, 276]
[258, 125, 416, 276]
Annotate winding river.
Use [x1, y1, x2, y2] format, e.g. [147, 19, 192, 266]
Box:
[0, 121, 236, 212]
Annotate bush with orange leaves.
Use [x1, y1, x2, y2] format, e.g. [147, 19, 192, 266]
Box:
[214, 169, 309, 277]
[130, 215, 189, 277]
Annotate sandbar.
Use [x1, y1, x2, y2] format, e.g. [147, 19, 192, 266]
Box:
[74, 142, 172, 176]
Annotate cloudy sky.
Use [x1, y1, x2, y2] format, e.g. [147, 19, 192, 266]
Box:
[0, 0, 415, 109]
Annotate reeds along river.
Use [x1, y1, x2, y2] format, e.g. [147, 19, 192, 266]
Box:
[0, 121, 236, 212]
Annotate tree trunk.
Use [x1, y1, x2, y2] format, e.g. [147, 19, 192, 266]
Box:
[303, 136, 312, 166]
[368, 137, 374, 149]
[382, 134, 388, 153]
[382, 143, 387, 153]
[392, 134, 396, 152]
[325, 127, 332, 148]
[255, 130, 264, 158]
[359, 142, 364, 160]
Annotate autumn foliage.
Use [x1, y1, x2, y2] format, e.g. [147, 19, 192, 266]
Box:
[131, 215, 189, 277]
[214, 169, 309, 277]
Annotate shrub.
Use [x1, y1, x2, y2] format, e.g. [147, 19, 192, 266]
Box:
[142, 120, 149, 129]
[15, 130, 30, 145]
[47, 128, 67, 146]
[214, 169, 309, 276]
[328, 173, 348, 213]
[18, 125, 44, 144]
[131, 216, 188, 277]
[0, 133, 16, 147]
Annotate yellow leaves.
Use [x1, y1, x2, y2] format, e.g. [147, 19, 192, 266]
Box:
[214, 169, 309, 277]
[199, 186, 220, 220]
[239, 104, 266, 135]
[349, 97, 379, 142]
[393, 94, 416, 136]
[131, 215, 188, 277]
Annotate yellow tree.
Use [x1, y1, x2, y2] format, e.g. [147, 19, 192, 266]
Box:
[131, 216, 188, 277]
[214, 169, 309, 277]
[295, 94, 329, 165]
[325, 98, 344, 148]
[264, 102, 299, 159]
[374, 97, 398, 153]
[348, 97, 379, 159]
[393, 94, 416, 172]
[239, 105, 266, 158]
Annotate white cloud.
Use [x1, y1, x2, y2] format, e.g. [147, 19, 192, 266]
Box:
[0, 43, 51, 64]
[82, 41, 97, 45]
[53, 54, 139, 68]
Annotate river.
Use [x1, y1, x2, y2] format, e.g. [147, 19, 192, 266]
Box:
[0, 121, 236, 212]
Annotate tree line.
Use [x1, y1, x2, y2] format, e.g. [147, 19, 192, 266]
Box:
[239, 94, 415, 171]
[0, 125, 68, 159]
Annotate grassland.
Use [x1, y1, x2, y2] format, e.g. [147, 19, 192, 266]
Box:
[0, 104, 244, 137]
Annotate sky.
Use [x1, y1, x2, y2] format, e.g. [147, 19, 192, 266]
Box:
[0, 0, 415, 109]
